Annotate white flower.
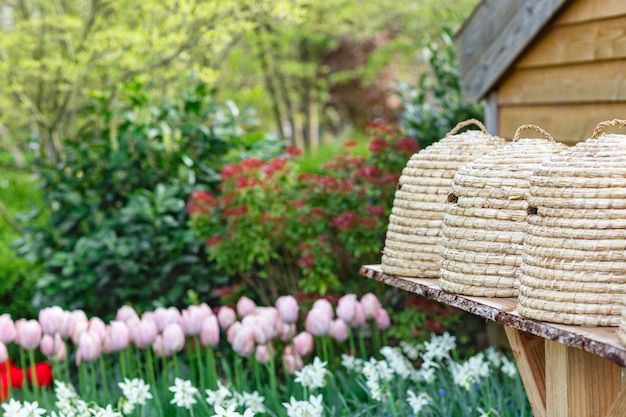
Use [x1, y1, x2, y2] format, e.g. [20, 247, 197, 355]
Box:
[206, 381, 235, 407]
[1, 398, 23, 417]
[380, 346, 414, 380]
[211, 403, 255, 417]
[422, 332, 456, 362]
[415, 366, 437, 384]
[54, 381, 80, 402]
[501, 356, 518, 378]
[361, 358, 394, 402]
[399, 340, 422, 361]
[340, 354, 363, 372]
[485, 346, 503, 367]
[407, 389, 432, 414]
[283, 394, 324, 417]
[90, 405, 123, 417]
[169, 378, 198, 409]
[238, 391, 266, 413]
[477, 406, 499, 417]
[294, 357, 327, 389]
[17, 401, 47, 417]
[118, 378, 153, 406]
[451, 353, 491, 390]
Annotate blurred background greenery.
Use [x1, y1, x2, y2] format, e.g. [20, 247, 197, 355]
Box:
[0, 0, 482, 339]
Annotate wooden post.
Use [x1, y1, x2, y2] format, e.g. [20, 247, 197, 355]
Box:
[545, 340, 622, 417]
[505, 328, 546, 417]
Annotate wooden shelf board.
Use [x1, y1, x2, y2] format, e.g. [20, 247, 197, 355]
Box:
[360, 264, 626, 367]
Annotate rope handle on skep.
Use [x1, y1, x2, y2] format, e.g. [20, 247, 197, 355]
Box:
[445, 119, 488, 137]
[512, 124, 554, 143]
[591, 119, 626, 139]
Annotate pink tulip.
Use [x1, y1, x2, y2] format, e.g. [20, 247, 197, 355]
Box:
[38, 306, 65, 335]
[305, 307, 331, 336]
[199, 316, 220, 347]
[88, 317, 107, 341]
[255, 344, 272, 364]
[293, 331, 314, 356]
[242, 314, 272, 345]
[227, 322, 242, 345]
[181, 305, 207, 336]
[152, 335, 170, 357]
[312, 298, 334, 318]
[361, 293, 382, 320]
[351, 302, 366, 328]
[0, 341, 7, 363]
[76, 330, 102, 365]
[16, 319, 42, 350]
[41, 333, 66, 361]
[336, 294, 358, 324]
[231, 324, 255, 357]
[329, 318, 350, 342]
[116, 305, 139, 324]
[71, 321, 89, 345]
[151, 307, 181, 333]
[198, 303, 214, 317]
[276, 295, 299, 324]
[0, 314, 16, 344]
[103, 321, 130, 353]
[375, 308, 391, 330]
[132, 318, 158, 349]
[280, 323, 296, 342]
[162, 323, 185, 354]
[218, 306, 237, 330]
[282, 345, 303, 374]
[236, 296, 256, 318]
[61, 310, 87, 339]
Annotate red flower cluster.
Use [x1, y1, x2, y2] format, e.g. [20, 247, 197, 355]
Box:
[1, 360, 52, 401]
[187, 190, 219, 215]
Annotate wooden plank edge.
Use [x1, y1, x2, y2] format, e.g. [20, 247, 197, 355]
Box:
[360, 265, 626, 367]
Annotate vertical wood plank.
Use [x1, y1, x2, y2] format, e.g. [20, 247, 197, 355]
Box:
[504, 328, 546, 417]
[546, 340, 622, 417]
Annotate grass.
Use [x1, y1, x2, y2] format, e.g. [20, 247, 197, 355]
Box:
[297, 129, 370, 173]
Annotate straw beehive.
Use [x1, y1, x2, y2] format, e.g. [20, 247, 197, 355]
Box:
[519, 119, 626, 327]
[381, 119, 505, 278]
[439, 125, 568, 297]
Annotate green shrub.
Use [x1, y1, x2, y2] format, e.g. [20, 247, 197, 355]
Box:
[15, 82, 254, 319]
[397, 26, 484, 148]
[0, 168, 42, 319]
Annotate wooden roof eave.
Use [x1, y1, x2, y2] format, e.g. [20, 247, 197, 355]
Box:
[456, 0, 571, 102]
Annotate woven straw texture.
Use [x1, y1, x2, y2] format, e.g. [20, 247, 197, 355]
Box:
[515, 119, 626, 328]
[439, 124, 568, 297]
[381, 119, 505, 278]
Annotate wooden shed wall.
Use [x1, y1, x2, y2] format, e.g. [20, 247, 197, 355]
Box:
[496, 0, 626, 144]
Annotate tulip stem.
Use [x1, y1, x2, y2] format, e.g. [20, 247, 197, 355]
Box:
[99, 356, 110, 401]
[28, 349, 40, 399]
[358, 330, 367, 360]
[173, 352, 180, 380]
[119, 351, 127, 380]
[193, 338, 205, 391]
[234, 355, 243, 392]
[145, 348, 163, 417]
[252, 355, 261, 391]
[322, 336, 330, 364]
[267, 344, 278, 405]
[206, 348, 217, 390]
[89, 361, 97, 401]
[372, 322, 382, 353]
[348, 329, 356, 356]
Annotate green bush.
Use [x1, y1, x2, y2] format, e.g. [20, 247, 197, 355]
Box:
[0, 168, 42, 319]
[397, 26, 484, 148]
[15, 81, 255, 319]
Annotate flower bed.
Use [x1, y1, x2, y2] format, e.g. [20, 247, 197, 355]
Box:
[0, 294, 530, 416]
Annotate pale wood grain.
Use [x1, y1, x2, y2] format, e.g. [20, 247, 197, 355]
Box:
[505, 328, 547, 417]
[498, 61, 626, 105]
[456, 0, 568, 101]
[556, 0, 626, 25]
[498, 103, 626, 144]
[606, 384, 626, 417]
[516, 15, 626, 69]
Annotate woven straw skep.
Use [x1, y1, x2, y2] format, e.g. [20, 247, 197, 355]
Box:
[513, 119, 626, 328]
[439, 124, 568, 298]
[381, 119, 505, 278]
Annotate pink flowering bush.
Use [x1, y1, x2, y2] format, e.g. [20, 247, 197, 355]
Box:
[188, 121, 418, 303]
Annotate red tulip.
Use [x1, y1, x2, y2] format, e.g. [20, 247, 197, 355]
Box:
[27, 362, 53, 388]
[0, 360, 24, 400]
